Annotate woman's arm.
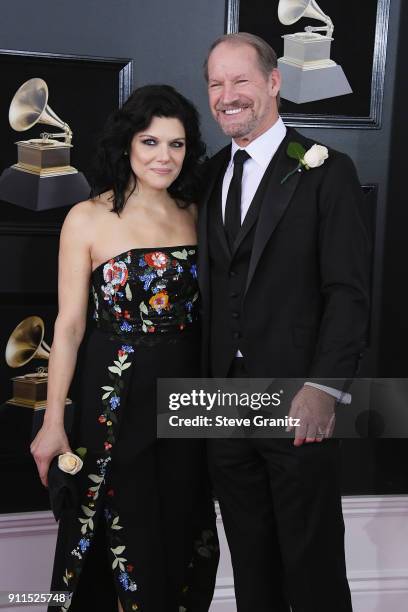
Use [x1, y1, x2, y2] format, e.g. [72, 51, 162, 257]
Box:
[30, 202, 94, 486]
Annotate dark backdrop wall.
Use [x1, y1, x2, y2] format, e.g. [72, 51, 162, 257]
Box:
[381, 0, 408, 375]
[0, 0, 406, 511]
[0, 0, 402, 372]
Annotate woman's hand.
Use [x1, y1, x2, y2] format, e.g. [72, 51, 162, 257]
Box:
[30, 422, 72, 487]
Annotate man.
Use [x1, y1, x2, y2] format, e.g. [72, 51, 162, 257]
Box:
[198, 33, 370, 611]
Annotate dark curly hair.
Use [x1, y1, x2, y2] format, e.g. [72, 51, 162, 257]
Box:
[90, 84, 206, 214]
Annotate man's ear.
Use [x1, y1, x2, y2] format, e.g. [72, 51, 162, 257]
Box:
[268, 68, 281, 98]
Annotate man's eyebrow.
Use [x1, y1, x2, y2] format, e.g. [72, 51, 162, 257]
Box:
[209, 73, 248, 81]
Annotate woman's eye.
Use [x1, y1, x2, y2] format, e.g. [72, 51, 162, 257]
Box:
[171, 141, 185, 149]
[142, 139, 156, 145]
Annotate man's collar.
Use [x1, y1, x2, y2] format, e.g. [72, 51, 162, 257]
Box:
[230, 117, 287, 169]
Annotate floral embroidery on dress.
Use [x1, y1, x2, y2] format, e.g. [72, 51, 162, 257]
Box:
[105, 498, 139, 598]
[144, 250, 169, 270]
[92, 246, 198, 337]
[61, 343, 141, 611]
[102, 259, 130, 305]
[92, 248, 198, 336]
[148, 290, 169, 313]
[59, 246, 199, 611]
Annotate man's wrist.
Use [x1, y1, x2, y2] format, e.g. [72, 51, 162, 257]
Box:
[304, 382, 352, 404]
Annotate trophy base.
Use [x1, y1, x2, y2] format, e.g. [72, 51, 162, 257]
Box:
[12, 163, 78, 177]
[11, 374, 48, 406]
[278, 59, 353, 104]
[281, 32, 333, 63]
[15, 141, 75, 176]
[7, 397, 72, 409]
[0, 166, 90, 211]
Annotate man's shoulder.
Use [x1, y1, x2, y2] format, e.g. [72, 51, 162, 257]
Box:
[288, 127, 354, 169]
[200, 144, 231, 183]
[205, 144, 231, 167]
[286, 128, 362, 200]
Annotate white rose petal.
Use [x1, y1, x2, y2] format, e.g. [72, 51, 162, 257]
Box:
[303, 144, 329, 169]
[58, 452, 83, 475]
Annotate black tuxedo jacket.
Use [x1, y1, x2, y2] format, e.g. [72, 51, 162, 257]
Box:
[197, 127, 370, 380]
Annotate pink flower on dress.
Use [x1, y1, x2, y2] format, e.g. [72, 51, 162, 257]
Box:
[144, 251, 169, 270]
[103, 260, 129, 287]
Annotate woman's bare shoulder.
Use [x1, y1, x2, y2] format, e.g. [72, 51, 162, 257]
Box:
[62, 192, 113, 230]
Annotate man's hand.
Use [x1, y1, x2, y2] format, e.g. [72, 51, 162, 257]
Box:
[286, 385, 336, 447]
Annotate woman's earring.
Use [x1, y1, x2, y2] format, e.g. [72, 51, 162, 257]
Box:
[123, 151, 128, 156]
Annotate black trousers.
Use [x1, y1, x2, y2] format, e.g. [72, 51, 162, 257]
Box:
[207, 358, 353, 612]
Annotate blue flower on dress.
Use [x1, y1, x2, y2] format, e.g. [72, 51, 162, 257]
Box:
[104, 509, 112, 521]
[120, 321, 133, 332]
[139, 272, 156, 291]
[185, 301, 193, 313]
[110, 396, 120, 410]
[190, 264, 198, 279]
[138, 257, 147, 267]
[121, 344, 134, 353]
[79, 538, 90, 553]
[118, 571, 130, 591]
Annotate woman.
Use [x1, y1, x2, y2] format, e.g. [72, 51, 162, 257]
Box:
[30, 85, 218, 612]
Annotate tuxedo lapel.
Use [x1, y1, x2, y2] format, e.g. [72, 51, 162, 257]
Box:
[231, 199, 259, 254]
[197, 146, 230, 297]
[245, 129, 302, 294]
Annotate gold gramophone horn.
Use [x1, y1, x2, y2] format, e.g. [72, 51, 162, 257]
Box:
[5, 316, 51, 368]
[8, 78, 72, 144]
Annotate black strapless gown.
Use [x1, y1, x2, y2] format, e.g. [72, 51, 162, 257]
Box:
[49, 245, 219, 612]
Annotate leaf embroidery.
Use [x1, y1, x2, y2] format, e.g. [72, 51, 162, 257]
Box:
[139, 301, 149, 315]
[171, 249, 188, 259]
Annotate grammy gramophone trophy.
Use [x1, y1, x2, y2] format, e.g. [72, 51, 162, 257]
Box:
[5, 316, 71, 409]
[277, 0, 352, 104]
[9, 78, 76, 177]
[0, 78, 89, 211]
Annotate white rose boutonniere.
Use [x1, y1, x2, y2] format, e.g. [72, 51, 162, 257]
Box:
[303, 144, 329, 168]
[281, 142, 329, 184]
[58, 451, 83, 475]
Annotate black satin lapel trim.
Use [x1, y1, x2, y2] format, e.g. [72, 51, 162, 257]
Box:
[231, 200, 259, 254]
[201, 146, 231, 208]
[215, 199, 232, 259]
[245, 142, 302, 294]
[198, 147, 231, 291]
[207, 149, 232, 260]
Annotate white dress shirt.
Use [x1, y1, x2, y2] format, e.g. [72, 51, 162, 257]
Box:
[222, 117, 351, 405]
[221, 117, 287, 223]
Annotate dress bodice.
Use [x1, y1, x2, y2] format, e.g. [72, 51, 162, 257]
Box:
[91, 245, 199, 338]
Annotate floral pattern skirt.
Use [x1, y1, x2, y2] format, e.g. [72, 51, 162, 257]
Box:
[49, 327, 219, 612]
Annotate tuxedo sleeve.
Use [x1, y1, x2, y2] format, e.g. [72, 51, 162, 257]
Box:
[308, 152, 371, 381]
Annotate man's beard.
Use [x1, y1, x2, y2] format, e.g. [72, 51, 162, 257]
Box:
[217, 107, 258, 138]
[223, 119, 258, 138]
[216, 100, 271, 140]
